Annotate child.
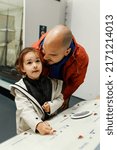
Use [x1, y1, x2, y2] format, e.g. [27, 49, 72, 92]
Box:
[10, 47, 63, 135]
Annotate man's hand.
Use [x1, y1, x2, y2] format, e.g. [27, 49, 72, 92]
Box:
[61, 98, 69, 110]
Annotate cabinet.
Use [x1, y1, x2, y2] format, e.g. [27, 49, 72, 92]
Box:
[0, 14, 15, 66]
[0, 4, 23, 82]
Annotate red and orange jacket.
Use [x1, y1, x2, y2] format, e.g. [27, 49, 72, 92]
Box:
[32, 33, 89, 101]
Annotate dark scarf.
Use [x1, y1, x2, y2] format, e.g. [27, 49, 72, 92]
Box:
[23, 76, 52, 106]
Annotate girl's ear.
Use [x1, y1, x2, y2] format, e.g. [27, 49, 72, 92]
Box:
[21, 67, 25, 74]
[64, 48, 71, 56]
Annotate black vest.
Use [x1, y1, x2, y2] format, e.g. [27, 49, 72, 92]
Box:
[23, 76, 52, 120]
[23, 76, 52, 106]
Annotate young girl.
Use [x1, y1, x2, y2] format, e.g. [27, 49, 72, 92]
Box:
[10, 47, 63, 135]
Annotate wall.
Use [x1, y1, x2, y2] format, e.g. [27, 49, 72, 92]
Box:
[66, 0, 100, 100]
[24, 0, 66, 47]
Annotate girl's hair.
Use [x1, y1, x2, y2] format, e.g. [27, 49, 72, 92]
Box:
[15, 47, 39, 75]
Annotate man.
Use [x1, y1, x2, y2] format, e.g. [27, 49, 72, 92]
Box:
[32, 24, 89, 110]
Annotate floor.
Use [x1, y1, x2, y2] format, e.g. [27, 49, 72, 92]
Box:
[0, 93, 16, 143]
[0, 87, 83, 143]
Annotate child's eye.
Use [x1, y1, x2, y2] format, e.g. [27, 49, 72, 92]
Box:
[27, 61, 32, 64]
[36, 59, 40, 63]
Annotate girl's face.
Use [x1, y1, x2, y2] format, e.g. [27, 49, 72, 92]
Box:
[21, 51, 42, 80]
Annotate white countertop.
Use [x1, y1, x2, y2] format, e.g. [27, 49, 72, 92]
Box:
[0, 99, 100, 150]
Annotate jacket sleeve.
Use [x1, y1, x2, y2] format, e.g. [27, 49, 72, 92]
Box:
[14, 89, 43, 132]
[48, 80, 64, 114]
[63, 65, 88, 101]
[63, 51, 89, 101]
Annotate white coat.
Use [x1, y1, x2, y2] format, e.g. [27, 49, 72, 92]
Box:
[10, 78, 63, 134]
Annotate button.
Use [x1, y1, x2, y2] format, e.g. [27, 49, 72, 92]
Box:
[78, 135, 84, 139]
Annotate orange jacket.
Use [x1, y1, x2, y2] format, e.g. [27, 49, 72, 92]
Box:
[32, 33, 89, 101]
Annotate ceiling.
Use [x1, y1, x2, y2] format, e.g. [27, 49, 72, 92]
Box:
[0, 0, 23, 11]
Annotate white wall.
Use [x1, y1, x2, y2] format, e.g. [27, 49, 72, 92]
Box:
[66, 0, 100, 100]
[24, 0, 66, 47]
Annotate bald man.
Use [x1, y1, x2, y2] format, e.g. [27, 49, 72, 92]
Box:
[32, 25, 89, 110]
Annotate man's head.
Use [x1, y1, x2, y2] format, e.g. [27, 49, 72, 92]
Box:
[42, 25, 72, 64]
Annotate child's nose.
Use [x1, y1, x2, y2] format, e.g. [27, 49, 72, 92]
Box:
[33, 62, 37, 68]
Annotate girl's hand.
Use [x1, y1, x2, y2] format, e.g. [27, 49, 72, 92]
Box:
[36, 121, 56, 135]
[42, 102, 50, 112]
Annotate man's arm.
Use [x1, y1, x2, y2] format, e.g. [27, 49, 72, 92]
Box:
[62, 57, 89, 109]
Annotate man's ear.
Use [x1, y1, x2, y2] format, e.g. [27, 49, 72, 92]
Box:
[64, 48, 71, 56]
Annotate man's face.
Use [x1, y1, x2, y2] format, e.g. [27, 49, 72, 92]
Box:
[42, 43, 70, 65]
